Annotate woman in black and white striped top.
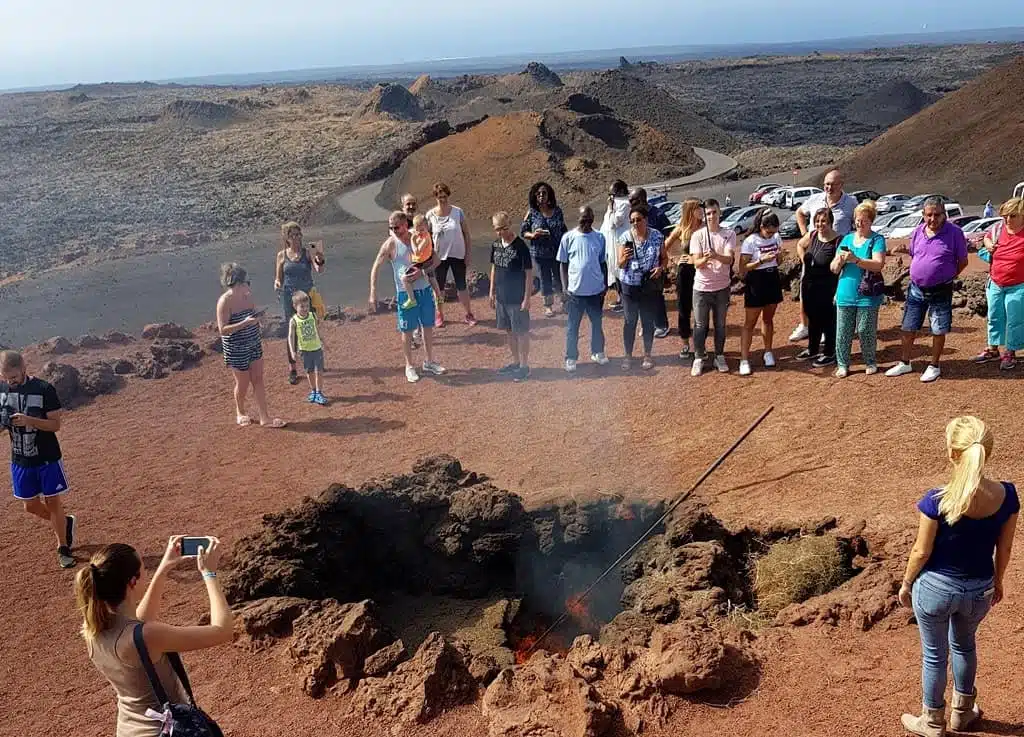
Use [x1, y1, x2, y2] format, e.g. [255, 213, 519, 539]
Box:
[215, 263, 286, 429]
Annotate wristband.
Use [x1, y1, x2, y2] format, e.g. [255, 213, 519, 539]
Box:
[202, 571, 217, 580]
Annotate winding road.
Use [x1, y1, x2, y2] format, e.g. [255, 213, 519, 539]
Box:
[336, 146, 738, 223]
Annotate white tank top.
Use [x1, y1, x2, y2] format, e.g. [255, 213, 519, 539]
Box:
[390, 236, 429, 293]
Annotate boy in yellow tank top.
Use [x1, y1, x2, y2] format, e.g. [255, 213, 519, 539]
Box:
[287, 291, 328, 405]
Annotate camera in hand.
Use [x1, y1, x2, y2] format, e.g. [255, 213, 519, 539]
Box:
[181, 537, 212, 557]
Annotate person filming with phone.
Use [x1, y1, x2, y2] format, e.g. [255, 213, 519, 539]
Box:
[75, 536, 233, 737]
[274, 222, 326, 385]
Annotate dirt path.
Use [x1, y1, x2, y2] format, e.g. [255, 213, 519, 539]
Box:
[3, 295, 1023, 737]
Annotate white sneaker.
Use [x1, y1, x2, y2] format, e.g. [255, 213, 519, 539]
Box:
[691, 358, 704, 377]
[864, 365, 878, 376]
[920, 364, 941, 383]
[590, 352, 609, 365]
[405, 365, 420, 383]
[763, 351, 776, 368]
[835, 366, 849, 378]
[565, 358, 577, 373]
[885, 362, 914, 378]
[789, 324, 808, 341]
[422, 360, 446, 376]
[714, 355, 729, 373]
[739, 360, 752, 376]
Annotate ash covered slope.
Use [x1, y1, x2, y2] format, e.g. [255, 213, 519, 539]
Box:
[840, 54, 1024, 202]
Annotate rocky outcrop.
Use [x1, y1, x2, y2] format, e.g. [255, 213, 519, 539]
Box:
[40, 336, 75, 355]
[141, 322, 192, 340]
[40, 362, 80, 402]
[78, 361, 118, 397]
[356, 83, 425, 122]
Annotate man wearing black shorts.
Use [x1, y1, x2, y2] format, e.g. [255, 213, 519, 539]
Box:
[0, 351, 76, 568]
[489, 212, 533, 381]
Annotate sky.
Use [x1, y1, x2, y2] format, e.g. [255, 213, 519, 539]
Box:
[1, 0, 1022, 89]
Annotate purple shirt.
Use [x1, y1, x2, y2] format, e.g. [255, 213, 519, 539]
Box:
[908, 221, 968, 287]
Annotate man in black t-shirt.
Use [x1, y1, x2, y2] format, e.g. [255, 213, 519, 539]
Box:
[489, 212, 533, 382]
[0, 351, 77, 568]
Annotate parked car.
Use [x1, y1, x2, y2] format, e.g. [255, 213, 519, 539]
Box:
[720, 205, 765, 237]
[784, 186, 823, 211]
[964, 217, 1003, 248]
[888, 204, 965, 239]
[949, 215, 980, 229]
[877, 211, 922, 237]
[1014, 181, 1024, 199]
[851, 189, 881, 203]
[657, 200, 682, 228]
[761, 187, 791, 207]
[900, 193, 956, 212]
[779, 213, 801, 239]
[872, 211, 912, 233]
[877, 194, 911, 214]
[748, 183, 784, 204]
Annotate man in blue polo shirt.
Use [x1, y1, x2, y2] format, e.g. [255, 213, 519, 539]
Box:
[886, 198, 968, 383]
[558, 206, 609, 372]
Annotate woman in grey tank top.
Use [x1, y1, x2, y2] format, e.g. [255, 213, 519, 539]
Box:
[274, 221, 326, 384]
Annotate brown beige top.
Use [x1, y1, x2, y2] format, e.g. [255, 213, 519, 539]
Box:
[89, 614, 188, 737]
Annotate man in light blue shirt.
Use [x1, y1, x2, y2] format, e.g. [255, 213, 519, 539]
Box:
[558, 206, 608, 372]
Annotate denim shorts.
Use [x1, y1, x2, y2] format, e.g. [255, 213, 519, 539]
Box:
[902, 281, 953, 335]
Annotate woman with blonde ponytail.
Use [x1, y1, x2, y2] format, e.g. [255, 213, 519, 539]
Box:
[663, 198, 702, 358]
[898, 416, 1019, 737]
[75, 536, 233, 737]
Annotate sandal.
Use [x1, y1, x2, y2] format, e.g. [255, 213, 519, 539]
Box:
[261, 418, 287, 429]
[236, 415, 252, 426]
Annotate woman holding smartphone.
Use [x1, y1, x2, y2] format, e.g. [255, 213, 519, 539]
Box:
[75, 536, 234, 737]
[274, 222, 325, 384]
[521, 182, 567, 318]
[737, 209, 784, 376]
[898, 416, 1018, 736]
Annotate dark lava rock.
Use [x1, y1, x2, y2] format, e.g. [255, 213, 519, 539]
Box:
[357, 83, 424, 122]
[261, 316, 288, 339]
[39, 362, 80, 402]
[520, 62, 563, 87]
[112, 358, 135, 375]
[103, 330, 134, 345]
[40, 336, 75, 355]
[443, 270, 490, 301]
[150, 339, 203, 370]
[363, 639, 408, 677]
[78, 361, 118, 397]
[953, 273, 988, 317]
[563, 93, 612, 116]
[135, 356, 168, 379]
[75, 334, 107, 349]
[234, 596, 312, 642]
[206, 336, 223, 354]
[883, 256, 911, 301]
[141, 322, 192, 340]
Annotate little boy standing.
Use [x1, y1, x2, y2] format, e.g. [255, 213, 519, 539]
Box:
[287, 291, 328, 405]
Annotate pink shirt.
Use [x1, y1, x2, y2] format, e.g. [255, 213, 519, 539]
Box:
[690, 228, 736, 292]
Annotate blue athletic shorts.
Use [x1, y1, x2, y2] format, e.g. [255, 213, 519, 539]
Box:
[396, 288, 437, 333]
[11, 461, 70, 500]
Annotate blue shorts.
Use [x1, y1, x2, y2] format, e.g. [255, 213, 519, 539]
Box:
[11, 461, 70, 500]
[902, 281, 953, 336]
[397, 288, 437, 333]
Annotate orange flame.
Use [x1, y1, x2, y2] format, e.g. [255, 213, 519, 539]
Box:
[565, 594, 596, 630]
[616, 504, 635, 521]
[514, 635, 538, 664]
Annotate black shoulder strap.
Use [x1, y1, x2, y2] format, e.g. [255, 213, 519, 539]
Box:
[133, 623, 197, 707]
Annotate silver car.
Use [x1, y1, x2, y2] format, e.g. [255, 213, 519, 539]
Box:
[876, 194, 911, 214]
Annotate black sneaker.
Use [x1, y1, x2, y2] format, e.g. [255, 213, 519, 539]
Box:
[288, 369, 299, 385]
[65, 515, 76, 550]
[812, 354, 836, 368]
[795, 349, 812, 361]
[513, 366, 530, 382]
[497, 363, 520, 376]
[611, 302, 624, 313]
[58, 545, 76, 569]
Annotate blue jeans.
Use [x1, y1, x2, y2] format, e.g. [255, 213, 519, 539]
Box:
[902, 282, 953, 336]
[912, 570, 994, 708]
[565, 293, 605, 360]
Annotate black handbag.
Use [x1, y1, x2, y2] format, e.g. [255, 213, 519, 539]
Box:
[856, 234, 885, 298]
[133, 624, 224, 737]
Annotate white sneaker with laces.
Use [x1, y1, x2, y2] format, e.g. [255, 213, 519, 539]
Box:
[885, 362, 914, 377]
[691, 358, 704, 377]
[405, 365, 420, 383]
[920, 364, 941, 383]
[422, 361, 446, 376]
[739, 360, 752, 376]
[714, 355, 729, 373]
[565, 358, 577, 373]
[763, 351, 776, 368]
[789, 324, 808, 341]
[590, 352, 609, 365]
[835, 366, 849, 378]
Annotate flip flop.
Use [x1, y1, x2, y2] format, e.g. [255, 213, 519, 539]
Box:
[236, 415, 252, 426]
[261, 418, 287, 429]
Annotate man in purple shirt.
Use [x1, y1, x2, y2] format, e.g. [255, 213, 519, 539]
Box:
[886, 198, 969, 383]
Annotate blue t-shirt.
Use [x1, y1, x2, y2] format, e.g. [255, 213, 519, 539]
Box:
[557, 229, 607, 297]
[918, 482, 1019, 580]
[835, 232, 886, 308]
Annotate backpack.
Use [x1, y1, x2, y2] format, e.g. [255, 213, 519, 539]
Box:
[133, 624, 223, 737]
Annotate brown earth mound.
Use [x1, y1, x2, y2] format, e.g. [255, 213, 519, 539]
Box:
[498, 62, 563, 96]
[844, 79, 939, 127]
[380, 109, 700, 221]
[160, 99, 244, 127]
[357, 83, 425, 122]
[840, 53, 1024, 202]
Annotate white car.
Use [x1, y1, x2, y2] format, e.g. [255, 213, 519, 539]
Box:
[887, 204, 965, 239]
[784, 186, 823, 211]
[1014, 181, 1024, 199]
[871, 211, 912, 233]
[761, 187, 790, 207]
[876, 194, 911, 214]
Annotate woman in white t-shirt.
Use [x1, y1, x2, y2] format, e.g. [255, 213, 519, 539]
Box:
[737, 209, 784, 376]
[426, 182, 476, 327]
[688, 199, 735, 376]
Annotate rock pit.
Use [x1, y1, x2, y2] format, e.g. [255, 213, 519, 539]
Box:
[223, 456, 904, 735]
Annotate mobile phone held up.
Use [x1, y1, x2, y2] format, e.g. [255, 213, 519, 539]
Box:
[181, 536, 212, 557]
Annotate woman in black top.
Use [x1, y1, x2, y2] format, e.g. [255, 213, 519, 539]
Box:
[797, 207, 841, 367]
[521, 182, 567, 318]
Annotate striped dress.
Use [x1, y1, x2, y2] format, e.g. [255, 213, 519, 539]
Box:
[222, 308, 263, 371]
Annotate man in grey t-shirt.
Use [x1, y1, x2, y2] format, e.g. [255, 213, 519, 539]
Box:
[790, 168, 860, 343]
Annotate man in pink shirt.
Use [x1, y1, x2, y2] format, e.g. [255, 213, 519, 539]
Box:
[689, 199, 736, 375]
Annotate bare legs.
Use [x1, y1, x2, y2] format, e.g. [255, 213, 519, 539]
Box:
[231, 368, 251, 421]
[741, 305, 777, 360]
[24, 496, 69, 546]
[507, 333, 530, 367]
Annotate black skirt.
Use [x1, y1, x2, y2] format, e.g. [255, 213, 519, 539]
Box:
[744, 268, 783, 309]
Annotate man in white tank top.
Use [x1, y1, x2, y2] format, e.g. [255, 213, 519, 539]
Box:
[369, 212, 447, 383]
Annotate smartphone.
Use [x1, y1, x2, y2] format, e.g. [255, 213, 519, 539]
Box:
[252, 308, 267, 318]
[308, 240, 325, 260]
[839, 245, 850, 252]
[181, 536, 212, 557]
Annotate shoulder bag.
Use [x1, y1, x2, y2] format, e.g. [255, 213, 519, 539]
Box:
[857, 234, 885, 298]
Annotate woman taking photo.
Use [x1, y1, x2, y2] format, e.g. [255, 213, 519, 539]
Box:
[217, 263, 286, 428]
[687, 199, 734, 375]
[975, 197, 1024, 370]
[830, 201, 886, 378]
[796, 207, 841, 367]
[521, 181, 567, 318]
[274, 222, 325, 385]
[664, 198, 701, 359]
[75, 536, 234, 737]
[601, 179, 631, 312]
[899, 416, 1018, 736]
[618, 204, 666, 370]
[427, 182, 476, 326]
[737, 209, 783, 376]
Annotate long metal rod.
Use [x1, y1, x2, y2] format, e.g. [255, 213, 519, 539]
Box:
[526, 405, 774, 654]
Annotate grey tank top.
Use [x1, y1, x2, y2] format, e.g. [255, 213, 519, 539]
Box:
[390, 236, 429, 293]
[89, 614, 189, 737]
[281, 248, 314, 292]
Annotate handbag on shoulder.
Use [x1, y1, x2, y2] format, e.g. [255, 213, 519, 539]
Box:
[857, 234, 885, 298]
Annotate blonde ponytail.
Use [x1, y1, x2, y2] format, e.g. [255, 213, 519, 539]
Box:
[937, 416, 993, 525]
[74, 544, 142, 640]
